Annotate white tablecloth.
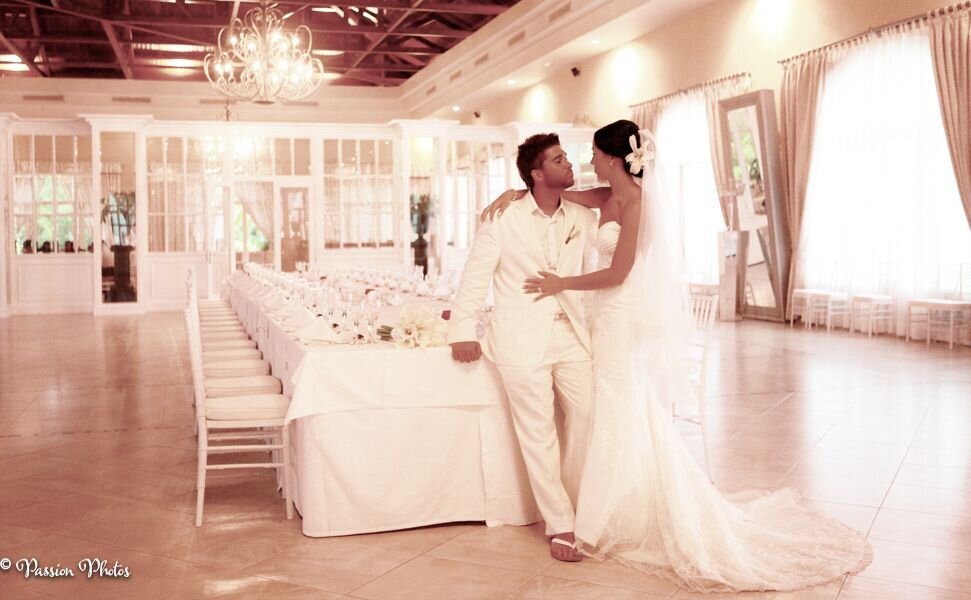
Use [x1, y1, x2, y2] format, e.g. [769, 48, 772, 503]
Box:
[229, 276, 538, 537]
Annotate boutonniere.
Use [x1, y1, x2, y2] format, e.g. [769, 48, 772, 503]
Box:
[564, 224, 579, 245]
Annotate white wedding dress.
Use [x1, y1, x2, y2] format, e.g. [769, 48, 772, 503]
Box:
[573, 221, 871, 593]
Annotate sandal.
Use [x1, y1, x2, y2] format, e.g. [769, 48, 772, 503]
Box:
[550, 536, 583, 562]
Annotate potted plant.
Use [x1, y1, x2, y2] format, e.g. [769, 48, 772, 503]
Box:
[101, 191, 137, 300]
[409, 193, 434, 275]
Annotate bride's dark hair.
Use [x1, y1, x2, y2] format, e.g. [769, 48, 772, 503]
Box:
[593, 119, 643, 179]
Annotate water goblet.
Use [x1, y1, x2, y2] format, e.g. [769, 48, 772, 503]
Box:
[363, 303, 381, 342]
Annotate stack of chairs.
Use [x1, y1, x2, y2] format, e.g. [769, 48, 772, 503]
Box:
[183, 269, 293, 526]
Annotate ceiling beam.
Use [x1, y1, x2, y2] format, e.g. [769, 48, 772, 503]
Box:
[103, 22, 133, 79]
[4, 34, 446, 56]
[22, 60, 423, 73]
[0, 29, 44, 76]
[207, 1, 508, 15]
[345, 0, 424, 75]
[27, 6, 51, 76]
[11, 0, 215, 46]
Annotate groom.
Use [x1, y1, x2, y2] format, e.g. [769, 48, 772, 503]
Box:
[448, 133, 597, 562]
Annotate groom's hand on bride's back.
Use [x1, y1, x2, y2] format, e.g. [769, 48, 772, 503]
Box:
[450, 341, 482, 363]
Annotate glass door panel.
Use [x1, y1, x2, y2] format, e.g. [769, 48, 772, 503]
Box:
[232, 181, 274, 269]
[207, 184, 231, 296]
[100, 131, 137, 303]
[279, 185, 310, 272]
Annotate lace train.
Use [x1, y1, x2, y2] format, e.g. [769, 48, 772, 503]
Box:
[574, 223, 871, 593]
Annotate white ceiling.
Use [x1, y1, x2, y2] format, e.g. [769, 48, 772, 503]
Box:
[403, 0, 720, 119]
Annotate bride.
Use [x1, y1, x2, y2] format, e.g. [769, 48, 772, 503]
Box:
[483, 119, 871, 593]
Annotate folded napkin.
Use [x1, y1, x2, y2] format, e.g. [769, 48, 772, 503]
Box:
[262, 292, 288, 312]
[432, 285, 452, 300]
[273, 297, 305, 320]
[415, 281, 432, 296]
[282, 306, 315, 331]
[295, 316, 349, 343]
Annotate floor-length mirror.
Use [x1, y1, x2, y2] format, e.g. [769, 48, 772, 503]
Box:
[718, 90, 790, 320]
[100, 131, 137, 303]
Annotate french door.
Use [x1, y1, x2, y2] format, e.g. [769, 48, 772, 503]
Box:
[226, 178, 312, 274]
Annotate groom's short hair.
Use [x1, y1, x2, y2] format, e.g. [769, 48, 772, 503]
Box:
[516, 133, 560, 190]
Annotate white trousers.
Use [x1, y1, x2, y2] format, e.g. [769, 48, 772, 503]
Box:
[496, 319, 593, 535]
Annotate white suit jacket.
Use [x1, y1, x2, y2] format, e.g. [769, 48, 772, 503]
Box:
[447, 195, 598, 367]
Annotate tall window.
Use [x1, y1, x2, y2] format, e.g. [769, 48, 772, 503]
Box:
[561, 141, 597, 190]
[321, 138, 394, 248]
[655, 94, 724, 284]
[147, 137, 213, 253]
[444, 141, 506, 249]
[12, 134, 93, 254]
[799, 29, 971, 304]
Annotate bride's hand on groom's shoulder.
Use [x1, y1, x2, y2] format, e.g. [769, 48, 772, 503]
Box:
[450, 341, 482, 363]
[480, 189, 526, 222]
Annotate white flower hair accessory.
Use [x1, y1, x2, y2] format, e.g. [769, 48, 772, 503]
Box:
[625, 131, 656, 176]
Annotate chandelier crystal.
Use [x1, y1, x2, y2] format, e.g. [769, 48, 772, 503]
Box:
[204, 2, 325, 105]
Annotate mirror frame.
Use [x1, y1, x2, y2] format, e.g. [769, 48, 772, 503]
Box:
[717, 89, 791, 322]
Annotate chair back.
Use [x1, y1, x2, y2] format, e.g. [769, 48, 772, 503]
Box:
[183, 267, 207, 420]
[690, 293, 719, 333]
[938, 263, 962, 299]
[961, 263, 971, 301]
[687, 293, 718, 400]
[182, 306, 208, 420]
[831, 261, 854, 292]
[876, 261, 896, 295]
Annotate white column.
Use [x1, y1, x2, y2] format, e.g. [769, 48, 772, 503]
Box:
[0, 114, 15, 318]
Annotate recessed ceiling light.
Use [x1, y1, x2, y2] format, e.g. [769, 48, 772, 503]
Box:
[543, 62, 551, 67]
[507, 79, 516, 85]
[591, 39, 600, 44]
[451, 105, 460, 112]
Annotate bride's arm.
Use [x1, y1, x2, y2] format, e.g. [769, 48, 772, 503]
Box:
[562, 187, 610, 210]
[524, 198, 644, 297]
[481, 186, 611, 221]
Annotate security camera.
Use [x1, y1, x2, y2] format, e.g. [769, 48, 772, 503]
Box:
[570, 67, 581, 77]
[473, 111, 481, 119]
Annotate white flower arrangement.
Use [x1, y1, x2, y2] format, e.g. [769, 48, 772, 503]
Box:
[625, 132, 656, 176]
[391, 306, 448, 349]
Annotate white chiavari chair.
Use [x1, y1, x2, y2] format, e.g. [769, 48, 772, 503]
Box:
[183, 308, 293, 526]
[186, 270, 278, 384]
[676, 292, 718, 480]
[908, 263, 971, 348]
[806, 262, 853, 331]
[850, 261, 896, 338]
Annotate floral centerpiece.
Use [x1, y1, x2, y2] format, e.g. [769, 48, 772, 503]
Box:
[390, 306, 448, 349]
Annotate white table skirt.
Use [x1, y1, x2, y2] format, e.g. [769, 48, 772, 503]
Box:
[229, 277, 538, 537]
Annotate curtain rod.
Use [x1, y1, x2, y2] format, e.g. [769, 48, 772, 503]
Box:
[779, 1, 971, 65]
[629, 72, 751, 109]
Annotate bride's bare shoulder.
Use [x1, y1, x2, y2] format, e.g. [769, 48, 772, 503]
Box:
[615, 186, 642, 213]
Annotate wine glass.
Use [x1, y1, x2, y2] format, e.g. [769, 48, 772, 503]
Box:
[363, 303, 381, 342]
[348, 307, 364, 344]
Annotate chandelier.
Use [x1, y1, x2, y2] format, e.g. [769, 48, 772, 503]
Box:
[204, 1, 325, 105]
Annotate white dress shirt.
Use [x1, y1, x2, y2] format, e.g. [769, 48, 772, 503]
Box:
[525, 194, 567, 273]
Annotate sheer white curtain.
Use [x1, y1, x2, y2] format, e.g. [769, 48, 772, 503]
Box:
[655, 92, 725, 284]
[235, 181, 274, 240]
[798, 28, 971, 321]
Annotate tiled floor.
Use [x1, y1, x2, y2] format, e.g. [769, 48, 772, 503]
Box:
[0, 313, 969, 599]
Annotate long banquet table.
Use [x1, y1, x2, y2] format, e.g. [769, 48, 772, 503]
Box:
[228, 274, 539, 537]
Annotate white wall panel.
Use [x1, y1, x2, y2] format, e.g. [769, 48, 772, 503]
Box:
[12, 257, 94, 314]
